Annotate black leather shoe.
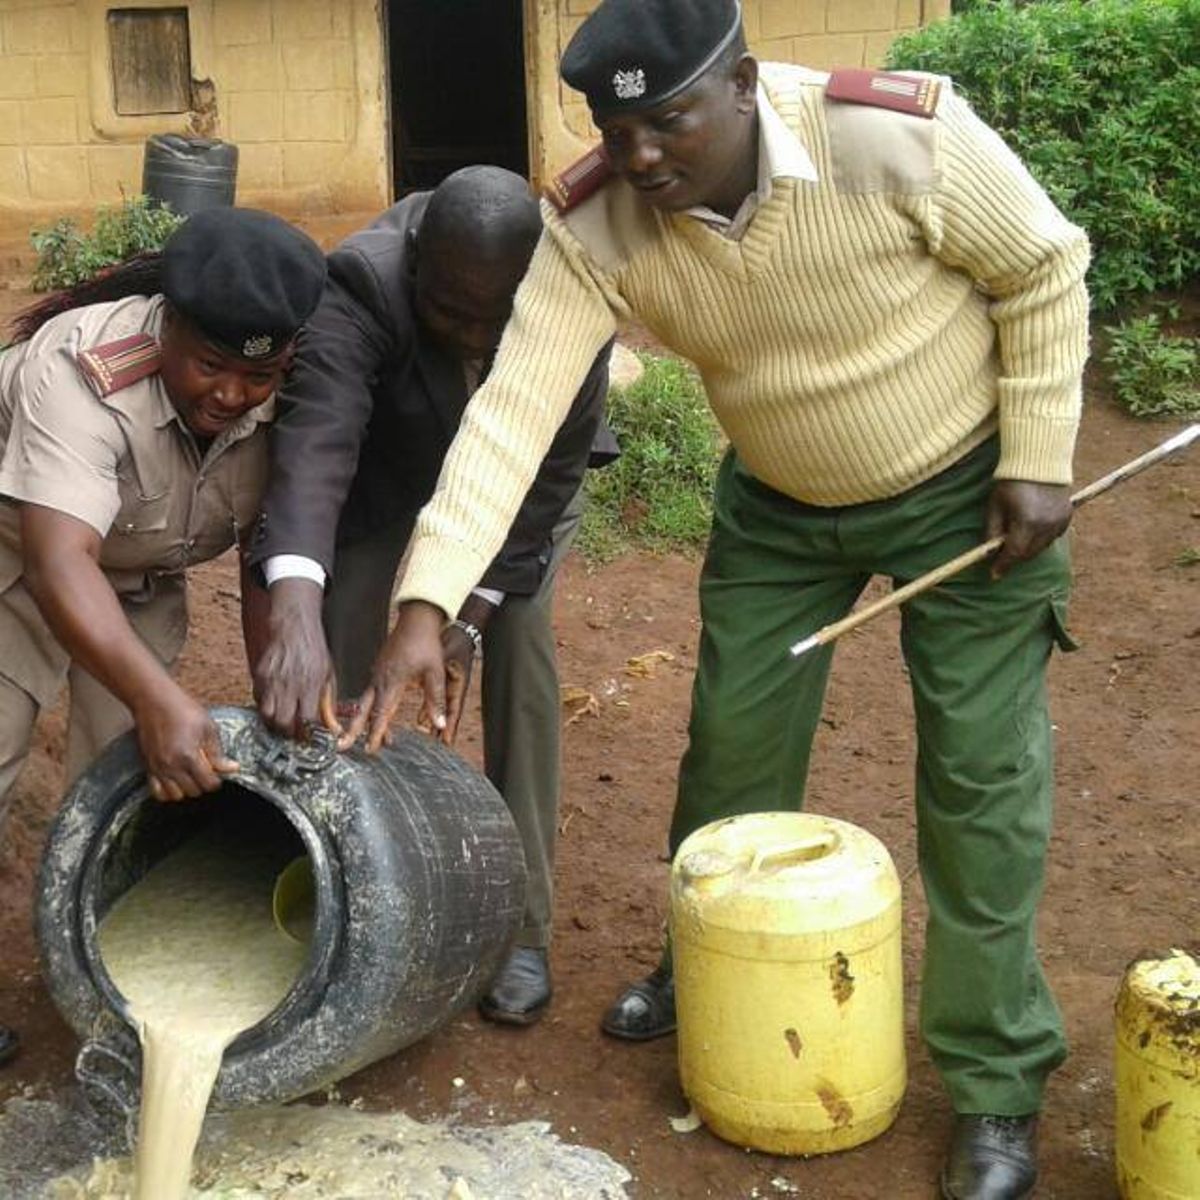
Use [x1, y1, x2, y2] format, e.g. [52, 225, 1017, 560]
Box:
[941, 1114, 1039, 1200]
[0, 1025, 18, 1067]
[601, 964, 676, 1041]
[478, 947, 552, 1027]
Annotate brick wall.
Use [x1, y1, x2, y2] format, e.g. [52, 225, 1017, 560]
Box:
[0, 0, 387, 230]
[555, 0, 950, 147]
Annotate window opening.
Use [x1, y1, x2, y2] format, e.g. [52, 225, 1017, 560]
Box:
[108, 7, 192, 116]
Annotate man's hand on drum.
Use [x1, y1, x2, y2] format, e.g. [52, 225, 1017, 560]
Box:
[339, 601, 454, 752]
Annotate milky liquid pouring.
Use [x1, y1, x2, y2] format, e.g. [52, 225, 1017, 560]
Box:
[97, 827, 309, 1200]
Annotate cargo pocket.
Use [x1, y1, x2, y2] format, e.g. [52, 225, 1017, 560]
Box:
[1049, 593, 1078, 653]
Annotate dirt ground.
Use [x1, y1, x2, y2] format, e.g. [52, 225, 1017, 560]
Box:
[0, 255, 1197, 1198]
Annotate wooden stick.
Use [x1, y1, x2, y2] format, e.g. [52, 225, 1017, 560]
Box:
[789, 424, 1200, 658]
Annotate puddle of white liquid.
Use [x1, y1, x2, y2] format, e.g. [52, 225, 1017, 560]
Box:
[41, 1102, 632, 1199]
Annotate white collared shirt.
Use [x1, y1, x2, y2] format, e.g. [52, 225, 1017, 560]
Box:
[685, 84, 819, 241]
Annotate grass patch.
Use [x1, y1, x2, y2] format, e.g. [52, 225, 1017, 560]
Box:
[580, 352, 723, 561]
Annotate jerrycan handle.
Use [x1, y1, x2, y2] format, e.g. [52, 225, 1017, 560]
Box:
[748, 831, 839, 876]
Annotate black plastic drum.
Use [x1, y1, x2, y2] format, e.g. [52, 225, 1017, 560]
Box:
[35, 706, 525, 1114]
[142, 135, 238, 215]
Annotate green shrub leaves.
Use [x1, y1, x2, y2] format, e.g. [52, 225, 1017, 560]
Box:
[1103, 312, 1199, 417]
[889, 0, 1200, 311]
[31, 196, 184, 293]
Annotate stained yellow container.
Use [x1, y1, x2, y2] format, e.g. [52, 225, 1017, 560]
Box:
[1115, 949, 1200, 1200]
[670, 811, 905, 1155]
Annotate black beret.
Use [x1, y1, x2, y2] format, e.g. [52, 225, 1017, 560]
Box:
[561, 0, 743, 120]
[161, 207, 326, 361]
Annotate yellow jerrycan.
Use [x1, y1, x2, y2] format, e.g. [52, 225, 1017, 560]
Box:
[670, 811, 905, 1155]
[1115, 948, 1200, 1200]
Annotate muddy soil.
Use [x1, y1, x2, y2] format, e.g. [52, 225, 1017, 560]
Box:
[0, 268, 1197, 1198]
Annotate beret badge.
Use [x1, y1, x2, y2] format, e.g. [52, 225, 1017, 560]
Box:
[242, 333, 275, 359]
[612, 67, 647, 101]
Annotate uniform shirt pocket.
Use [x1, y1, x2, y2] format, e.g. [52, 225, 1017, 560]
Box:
[101, 474, 176, 575]
[113, 467, 171, 535]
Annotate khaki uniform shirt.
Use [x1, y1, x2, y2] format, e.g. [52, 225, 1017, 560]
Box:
[0, 294, 271, 703]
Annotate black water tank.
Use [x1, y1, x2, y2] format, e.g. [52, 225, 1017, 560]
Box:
[142, 135, 238, 216]
[35, 706, 525, 1119]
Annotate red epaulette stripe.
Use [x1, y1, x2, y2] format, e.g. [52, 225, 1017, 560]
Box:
[826, 68, 942, 119]
[77, 333, 162, 397]
[544, 146, 614, 213]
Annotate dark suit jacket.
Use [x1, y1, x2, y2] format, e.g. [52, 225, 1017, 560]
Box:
[249, 193, 617, 596]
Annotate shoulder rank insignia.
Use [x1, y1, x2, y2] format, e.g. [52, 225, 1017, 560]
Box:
[826, 68, 941, 119]
[544, 146, 614, 213]
[77, 333, 162, 398]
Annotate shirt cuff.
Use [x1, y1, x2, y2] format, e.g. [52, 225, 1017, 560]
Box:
[264, 554, 327, 589]
[471, 587, 506, 607]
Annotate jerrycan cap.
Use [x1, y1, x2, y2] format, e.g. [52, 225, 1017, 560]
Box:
[1122, 947, 1200, 1013]
[678, 849, 739, 885]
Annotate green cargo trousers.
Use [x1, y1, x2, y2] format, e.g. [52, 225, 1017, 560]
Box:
[672, 440, 1074, 1116]
[325, 490, 584, 951]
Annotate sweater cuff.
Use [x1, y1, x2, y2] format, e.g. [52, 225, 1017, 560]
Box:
[393, 535, 490, 621]
[994, 414, 1078, 485]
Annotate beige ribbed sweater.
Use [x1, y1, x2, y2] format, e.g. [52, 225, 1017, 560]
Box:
[398, 63, 1090, 618]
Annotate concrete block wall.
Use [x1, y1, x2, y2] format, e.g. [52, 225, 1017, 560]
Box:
[556, 0, 950, 150]
[0, 0, 387, 231]
[215, 0, 361, 202]
[0, 2, 92, 214]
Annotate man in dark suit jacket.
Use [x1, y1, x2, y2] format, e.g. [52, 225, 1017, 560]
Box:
[247, 166, 616, 1025]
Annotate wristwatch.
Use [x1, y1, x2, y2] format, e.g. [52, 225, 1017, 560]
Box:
[450, 618, 483, 658]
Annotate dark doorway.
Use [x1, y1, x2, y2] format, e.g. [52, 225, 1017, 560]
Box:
[386, 0, 528, 194]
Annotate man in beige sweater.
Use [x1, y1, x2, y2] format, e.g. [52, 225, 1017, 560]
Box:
[340, 2, 1089, 1196]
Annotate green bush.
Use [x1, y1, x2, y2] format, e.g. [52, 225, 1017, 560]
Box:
[31, 195, 184, 292]
[580, 353, 724, 560]
[888, 0, 1200, 310]
[1102, 312, 1199, 417]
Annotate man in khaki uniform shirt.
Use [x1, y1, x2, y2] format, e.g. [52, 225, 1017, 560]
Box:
[0, 207, 325, 1067]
